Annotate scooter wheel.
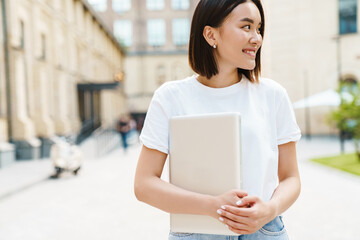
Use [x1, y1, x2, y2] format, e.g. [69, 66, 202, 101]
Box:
[50, 167, 63, 179]
[73, 167, 81, 175]
[55, 167, 63, 174]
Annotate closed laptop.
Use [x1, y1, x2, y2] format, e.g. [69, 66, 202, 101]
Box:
[169, 112, 242, 235]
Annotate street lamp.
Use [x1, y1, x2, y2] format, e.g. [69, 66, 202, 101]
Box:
[332, 35, 342, 83]
[303, 71, 311, 140]
[332, 35, 346, 153]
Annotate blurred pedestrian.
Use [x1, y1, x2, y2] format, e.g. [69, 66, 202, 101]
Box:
[135, 0, 301, 239]
[116, 114, 131, 151]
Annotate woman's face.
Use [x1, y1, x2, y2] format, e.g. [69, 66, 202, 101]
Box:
[215, 1, 263, 70]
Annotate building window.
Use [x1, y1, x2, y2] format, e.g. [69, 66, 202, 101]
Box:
[147, 0, 164, 11]
[339, 0, 357, 34]
[172, 18, 190, 46]
[171, 0, 189, 10]
[87, 0, 107, 12]
[20, 21, 25, 49]
[113, 0, 131, 13]
[157, 65, 166, 86]
[41, 34, 46, 60]
[147, 19, 166, 46]
[171, 62, 184, 80]
[114, 20, 132, 47]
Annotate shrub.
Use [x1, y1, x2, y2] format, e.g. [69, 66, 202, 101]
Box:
[329, 83, 360, 160]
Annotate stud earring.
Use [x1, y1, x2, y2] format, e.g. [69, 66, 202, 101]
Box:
[213, 44, 217, 49]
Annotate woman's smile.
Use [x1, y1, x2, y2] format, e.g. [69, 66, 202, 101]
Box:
[242, 47, 257, 58]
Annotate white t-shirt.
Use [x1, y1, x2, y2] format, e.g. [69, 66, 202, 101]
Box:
[139, 75, 301, 201]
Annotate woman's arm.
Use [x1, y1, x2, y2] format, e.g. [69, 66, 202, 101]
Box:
[134, 145, 248, 219]
[269, 141, 301, 215]
[217, 141, 301, 234]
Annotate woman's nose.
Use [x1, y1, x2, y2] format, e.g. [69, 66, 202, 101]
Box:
[250, 32, 262, 45]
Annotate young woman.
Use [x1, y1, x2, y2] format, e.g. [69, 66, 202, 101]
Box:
[134, 0, 301, 239]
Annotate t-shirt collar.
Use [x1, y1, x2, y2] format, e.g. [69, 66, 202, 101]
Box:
[192, 75, 246, 96]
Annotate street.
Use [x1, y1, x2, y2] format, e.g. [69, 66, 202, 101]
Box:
[0, 137, 359, 240]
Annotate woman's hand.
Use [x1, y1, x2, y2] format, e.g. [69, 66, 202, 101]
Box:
[216, 195, 277, 235]
[207, 189, 248, 219]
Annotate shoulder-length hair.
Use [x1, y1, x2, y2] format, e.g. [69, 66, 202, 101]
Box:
[188, 0, 265, 83]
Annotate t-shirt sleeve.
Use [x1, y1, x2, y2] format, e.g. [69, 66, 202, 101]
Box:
[139, 90, 170, 154]
[276, 89, 302, 145]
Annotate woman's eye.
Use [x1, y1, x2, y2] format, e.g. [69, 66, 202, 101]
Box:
[242, 25, 250, 30]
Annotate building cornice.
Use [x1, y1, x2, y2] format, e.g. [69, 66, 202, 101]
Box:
[127, 49, 188, 56]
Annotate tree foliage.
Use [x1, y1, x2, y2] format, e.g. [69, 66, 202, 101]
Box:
[329, 83, 360, 160]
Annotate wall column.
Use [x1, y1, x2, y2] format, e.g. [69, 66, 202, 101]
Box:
[53, 71, 72, 136]
[10, 52, 41, 160]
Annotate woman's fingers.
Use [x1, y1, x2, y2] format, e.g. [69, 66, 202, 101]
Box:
[217, 207, 261, 235]
[217, 208, 250, 224]
[215, 196, 267, 235]
[236, 195, 260, 207]
[229, 189, 248, 205]
[215, 195, 275, 235]
[219, 205, 252, 217]
[227, 225, 250, 235]
[234, 190, 248, 199]
[218, 215, 249, 233]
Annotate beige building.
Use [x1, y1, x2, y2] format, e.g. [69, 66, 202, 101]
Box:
[261, 0, 360, 135]
[0, 0, 126, 167]
[89, 0, 359, 136]
[88, 0, 197, 123]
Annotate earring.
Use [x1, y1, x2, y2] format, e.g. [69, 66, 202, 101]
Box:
[213, 44, 217, 49]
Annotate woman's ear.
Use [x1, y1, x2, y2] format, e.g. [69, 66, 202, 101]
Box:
[203, 25, 218, 47]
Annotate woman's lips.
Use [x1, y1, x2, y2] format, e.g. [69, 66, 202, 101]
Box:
[242, 48, 256, 58]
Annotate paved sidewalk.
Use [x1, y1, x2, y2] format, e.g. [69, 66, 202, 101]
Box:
[284, 136, 360, 240]
[0, 143, 170, 240]
[0, 136, 359, 240]
[0, 135, 115, 200]
[0, 158, 52, 200]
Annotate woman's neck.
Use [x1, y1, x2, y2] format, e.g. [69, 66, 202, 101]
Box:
[197, 68, 241, 88]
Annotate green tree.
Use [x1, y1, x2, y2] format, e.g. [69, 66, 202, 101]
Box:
[329, 83, 360, 160]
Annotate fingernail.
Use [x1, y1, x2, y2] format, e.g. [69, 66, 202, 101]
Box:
[225, 224, 229, 229]
[219, 217, 224, 222]
[236, 200, 242, 206]
[221, 205, 226, 210]
[217, 209, 222, 215]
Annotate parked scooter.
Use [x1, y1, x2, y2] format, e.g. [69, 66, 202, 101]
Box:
[50, 136, 83, 178]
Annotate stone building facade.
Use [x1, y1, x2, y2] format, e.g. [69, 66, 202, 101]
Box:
[0, 0, 126, 167]
[261, 0, 360, 135]
[89, 0, 360, 136]
[88, 0, 197, 120]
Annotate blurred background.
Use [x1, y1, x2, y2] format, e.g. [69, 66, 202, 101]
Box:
[0, 0, 359, 239]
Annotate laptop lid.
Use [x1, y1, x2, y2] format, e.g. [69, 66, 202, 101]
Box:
[169, 112, 242, 235]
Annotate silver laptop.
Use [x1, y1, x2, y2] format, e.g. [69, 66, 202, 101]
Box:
[169, 112, 242, 236]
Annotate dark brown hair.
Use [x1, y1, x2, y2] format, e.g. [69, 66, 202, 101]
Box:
[188, 0, 265, 83]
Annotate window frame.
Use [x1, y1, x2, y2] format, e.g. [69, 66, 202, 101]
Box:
[113, 20, 133, 47]
[171, 0, 190, 10]
[87, 0, 108, 12]
[147, 19, 166, 47]
[146, 0, 165, 11]
[112, 0, 131, 13]
[339, 0, 358, 34]
[172, 18, 190, 46]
